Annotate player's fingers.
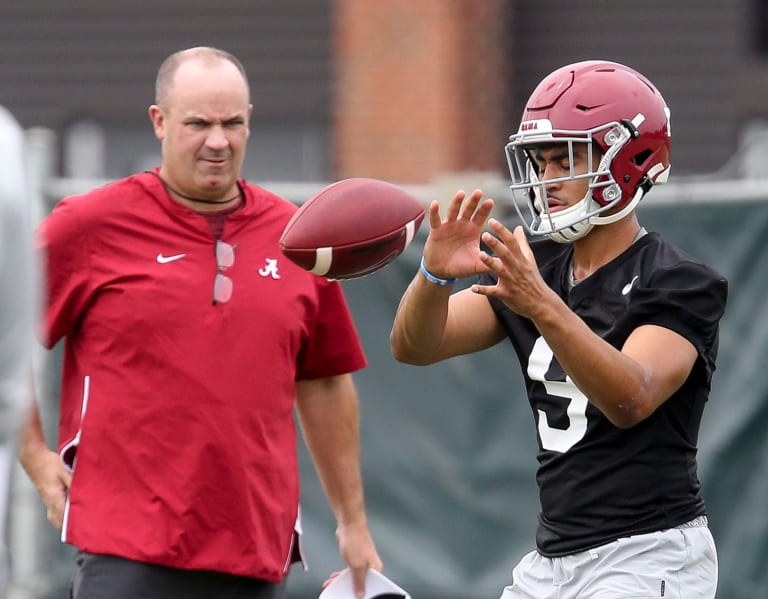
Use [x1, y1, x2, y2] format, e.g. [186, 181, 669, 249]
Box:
[428, 199, 443, 230]
[471, 281, 493, 297]
[445, 190, 466, 221]
[486, 220, 529, 267]
[487, 217, 516, 244]
[480, 230, 512, 264]
[471, 255, 502, 298]
[457, 188, 484, 221]
[470, 196, 495, 226]
[474, 248, 504, 277]
[512, 226, 535, 262]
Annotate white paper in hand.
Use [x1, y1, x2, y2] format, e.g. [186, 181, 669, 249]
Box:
[318, 568, 412, 599]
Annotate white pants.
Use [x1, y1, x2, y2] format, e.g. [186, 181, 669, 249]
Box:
[500, 517, 717, 599]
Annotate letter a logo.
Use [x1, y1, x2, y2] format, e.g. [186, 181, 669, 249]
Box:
[258, 258, 281, 280]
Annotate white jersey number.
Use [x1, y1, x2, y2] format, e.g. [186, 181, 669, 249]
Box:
[527, 336, 589, 453]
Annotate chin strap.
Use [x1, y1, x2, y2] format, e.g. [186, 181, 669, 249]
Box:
[543, 185, 644, 243]
[589, 185, 645, 226]
[536, 165, 667, 242]
[591, 161, 670, 227]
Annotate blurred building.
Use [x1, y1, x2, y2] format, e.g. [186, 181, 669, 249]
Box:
[1, 1, 767, 186]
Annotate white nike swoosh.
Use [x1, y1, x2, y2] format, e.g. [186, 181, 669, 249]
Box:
[156, 253, 186, 264]
[621, 275, 639, 295]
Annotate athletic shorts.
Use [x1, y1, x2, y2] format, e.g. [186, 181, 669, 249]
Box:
[499, 516, 718, 599]
[69, 551, 288, 599]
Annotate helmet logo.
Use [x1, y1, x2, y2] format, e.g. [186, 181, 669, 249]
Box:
[518, 118, 553, 135]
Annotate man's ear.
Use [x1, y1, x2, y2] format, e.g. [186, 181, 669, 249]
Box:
[148, 105, 165, 141]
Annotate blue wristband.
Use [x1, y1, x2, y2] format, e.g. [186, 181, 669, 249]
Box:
[419, 257, 457, 286]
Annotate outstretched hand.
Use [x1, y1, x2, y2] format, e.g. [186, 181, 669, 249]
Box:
[421, 189, 495, 280]
[471, 220, 555, 320]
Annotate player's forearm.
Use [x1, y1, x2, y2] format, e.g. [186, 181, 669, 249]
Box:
[390, 273, 453, 365]
[532, 299, 651, 428]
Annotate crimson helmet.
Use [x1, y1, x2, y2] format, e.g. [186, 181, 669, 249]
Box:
[505, 60, 671, 243]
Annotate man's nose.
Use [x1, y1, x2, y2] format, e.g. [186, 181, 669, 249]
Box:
[206, 126, 229, 150]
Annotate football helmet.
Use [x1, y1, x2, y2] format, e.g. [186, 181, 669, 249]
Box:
[506, 60, 671, 243]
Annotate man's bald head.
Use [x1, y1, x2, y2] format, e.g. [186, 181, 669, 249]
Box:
[155, 46, 250, 111]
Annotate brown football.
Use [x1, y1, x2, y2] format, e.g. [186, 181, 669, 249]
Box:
[279, 178, 425, 279]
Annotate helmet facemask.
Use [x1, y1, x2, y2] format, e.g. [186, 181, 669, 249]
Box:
[506, 119, 636, 243]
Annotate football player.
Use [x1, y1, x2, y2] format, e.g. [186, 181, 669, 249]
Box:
[390, 60, 725, 599]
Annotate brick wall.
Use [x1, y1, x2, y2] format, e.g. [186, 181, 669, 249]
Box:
[332, 0, 508, 183]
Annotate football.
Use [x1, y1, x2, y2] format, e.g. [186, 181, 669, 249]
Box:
[279, 177, 425, 279]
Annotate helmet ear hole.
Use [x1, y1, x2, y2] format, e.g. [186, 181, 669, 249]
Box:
[631, 148, 652, 166]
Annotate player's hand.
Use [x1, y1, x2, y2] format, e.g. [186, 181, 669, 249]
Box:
[422, 188, 495, 280]
[330, 520, 383, 598]
[471, 221, 555, 319]
[22, 447, 71, 529]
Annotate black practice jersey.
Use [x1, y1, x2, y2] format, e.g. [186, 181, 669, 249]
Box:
[480, 232, 727, 557]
